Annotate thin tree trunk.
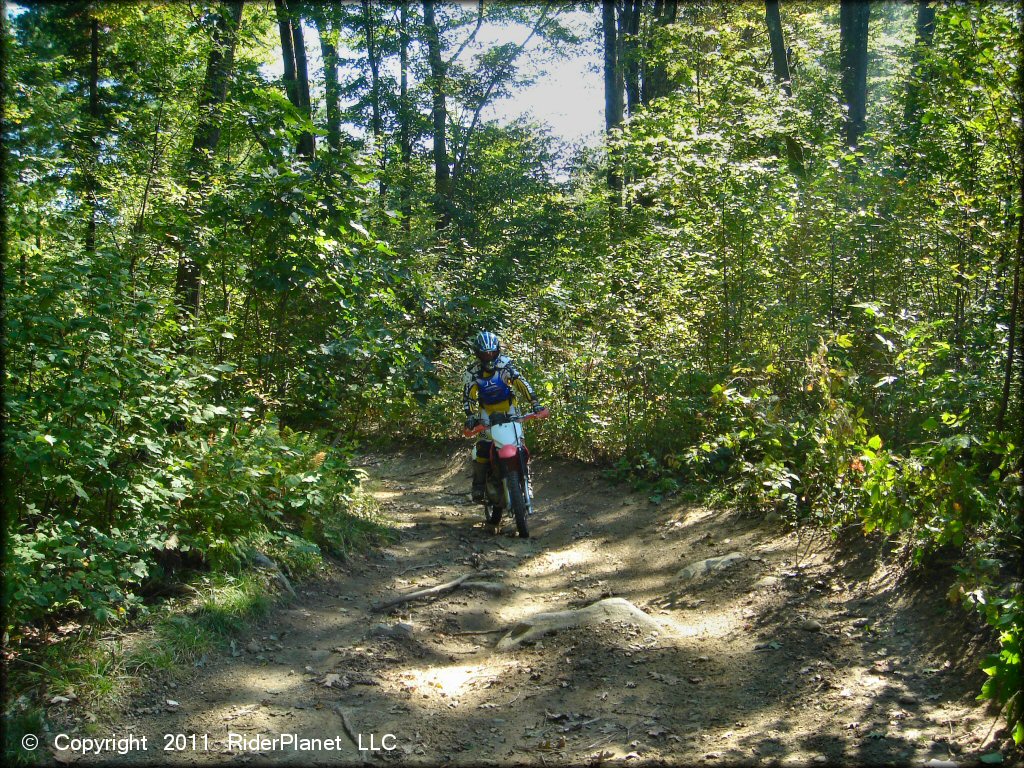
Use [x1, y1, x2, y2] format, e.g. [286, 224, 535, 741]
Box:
[131, 101, 164, 275]
[423, 0, 450, 231]
[400, 2, 411, 232]
[603, 0, 623, 218]
[274, 0, 314, 158]
[313, 10, 341, 153]
[997, 99, 1024, 434]
[902, 0, 936, 153]
[839, 0, 870, 149]
[1016, 51, 1024, 465]
[174, 1, 244, 322]
[361, 0, 385, 197]
[85, 16, 99, 257]
[275, 0, 299, 106]
[765, 0, 805, 177]
[447, 0, 484, 66]
[642, 0, 676, 105]
[997, 210, 1021, 432]
[291, 2, 314, 158]
[721, 218, 731, 370]
[621, 0, 641, 116]
[1017, 181, 1024, 582]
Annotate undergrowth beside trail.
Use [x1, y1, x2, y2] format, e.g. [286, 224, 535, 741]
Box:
[596, 328, 1023, 747]
[4, 556, 356, 766]
[3, 424, 398, 766]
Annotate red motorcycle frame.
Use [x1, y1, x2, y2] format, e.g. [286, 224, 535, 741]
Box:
[464, 408, 549, 538]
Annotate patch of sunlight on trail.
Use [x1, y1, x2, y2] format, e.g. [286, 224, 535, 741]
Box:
[656, 609, 742, 640]
[398, 660, 517, 706]
[673, 507, 716, 529]
[531, 546, 594, 574]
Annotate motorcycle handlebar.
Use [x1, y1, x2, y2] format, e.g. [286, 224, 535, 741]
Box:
[462, 408, 549, 437]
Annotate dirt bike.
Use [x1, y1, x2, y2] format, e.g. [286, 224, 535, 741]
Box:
[463, 408, 549, 538]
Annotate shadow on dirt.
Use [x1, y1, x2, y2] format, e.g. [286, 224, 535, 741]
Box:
[70, 443, 1003, 767]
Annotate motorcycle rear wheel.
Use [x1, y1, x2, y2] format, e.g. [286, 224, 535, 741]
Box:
[505, 471, 529, 539]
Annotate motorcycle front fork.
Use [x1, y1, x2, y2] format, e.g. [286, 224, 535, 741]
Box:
[490, 450, 534, 515]
[508, 450, 534, 516]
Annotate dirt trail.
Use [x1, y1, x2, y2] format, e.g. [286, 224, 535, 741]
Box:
[68, 444, 1009, 767]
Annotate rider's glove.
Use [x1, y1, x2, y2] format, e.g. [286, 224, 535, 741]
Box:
[532, 402, 545, 414]
[465, 416, 478, 430]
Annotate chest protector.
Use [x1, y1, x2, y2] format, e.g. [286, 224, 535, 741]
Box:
[476, 372, 513, 405]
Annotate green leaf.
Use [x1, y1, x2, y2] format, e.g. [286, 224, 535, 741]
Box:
[979, 753, 1003, 764]
[867, 435, 882, 451]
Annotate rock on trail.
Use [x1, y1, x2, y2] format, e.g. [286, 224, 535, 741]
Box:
[495, 597, 665, 651]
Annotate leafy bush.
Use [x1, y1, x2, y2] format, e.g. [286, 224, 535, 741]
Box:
[975, 594, 1023, 745]
[4, 253, 394, 640]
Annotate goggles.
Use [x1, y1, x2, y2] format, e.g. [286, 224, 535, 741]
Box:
[476, 349, 499, 364]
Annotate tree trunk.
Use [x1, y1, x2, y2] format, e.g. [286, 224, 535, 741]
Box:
[361, 0, 385, 197]
[291, 4, 314, 158]
[997, 210, 1022, 432]
[642, 0, 676, 105]
[603, 0, 623, 216]
[131, 100, 164, 274]
[422, 0, 450, 231]
[274, 0, 314, 158]
[1016, 49, 1024, 583]
[603, 1, 623, 136]
[765, 0, 792, 97]
[174, 1, 244, 322]
[621, 0, 642, 116]
[839, 0, 870, 149]
[765, 0, 805, 177]
[400, 2, 411, 232]
[997, 103, 1024, 435]
[85, 16, 99, 257]
[903, 0, 936, 151]
[312, 9, 341, 153]
[275, 0, 299, 106]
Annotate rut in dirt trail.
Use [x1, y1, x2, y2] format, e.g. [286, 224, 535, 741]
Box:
[92, 444, 1001, 767]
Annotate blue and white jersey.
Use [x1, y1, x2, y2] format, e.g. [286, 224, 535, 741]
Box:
[461, 356, 538, 415]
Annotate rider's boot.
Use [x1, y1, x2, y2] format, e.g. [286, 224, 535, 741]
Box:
[471, 461, 488, 502]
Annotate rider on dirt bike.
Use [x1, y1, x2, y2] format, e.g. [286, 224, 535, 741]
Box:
[462, 331, 545, 502]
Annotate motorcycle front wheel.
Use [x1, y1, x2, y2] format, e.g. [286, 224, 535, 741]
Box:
[505, 471, 529, 539]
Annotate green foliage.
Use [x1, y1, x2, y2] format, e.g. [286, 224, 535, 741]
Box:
[2, 570, 286, 766]
[5, 0, 1023, 745]
[977, 596, 1023, 745]
[3, 244, 395, 636]
[4, 706, 47, 766]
